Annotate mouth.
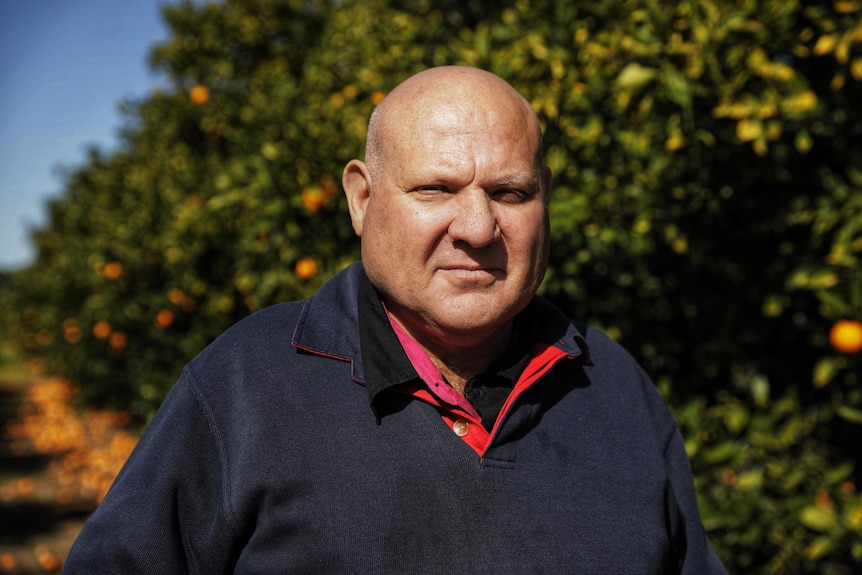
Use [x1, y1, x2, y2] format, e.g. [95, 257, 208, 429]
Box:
[438, 266, 503, 284]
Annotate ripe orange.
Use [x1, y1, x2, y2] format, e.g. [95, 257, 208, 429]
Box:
[155, 309, 175, 329]
[16, 477, 36, 495]
[371, 91, 386, 105]
[301, 181, 336, 213]
[301, 186, 326, 213]
[34, 545, 61, 573]
[109, 331, 128, 350]
[295, 258, 317, 280]
[64, 325, 82, 344]
[92, 321, 111, 339]
[167, 288, 185, 305]
[35, 329, 54, 346]
[829, 319, 862, 354]
[102, 261, 123, 280]
[189, 84, 210, 105]
[0, 552, 17, 570]
[815, 489, 834, 510]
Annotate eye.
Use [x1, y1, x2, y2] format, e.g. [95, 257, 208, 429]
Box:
[491, 188, 531, 203]
[413, 185, 450, 196]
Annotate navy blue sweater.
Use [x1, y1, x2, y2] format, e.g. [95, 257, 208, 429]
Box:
[64, 263, 726, 574]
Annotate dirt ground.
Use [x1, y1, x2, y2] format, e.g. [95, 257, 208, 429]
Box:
[0, 365, 135, 574]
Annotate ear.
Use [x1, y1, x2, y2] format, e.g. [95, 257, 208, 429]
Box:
[342, 159, 372, 237]
[541, 166, 553, 203]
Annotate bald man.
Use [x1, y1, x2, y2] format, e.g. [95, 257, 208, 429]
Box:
[65, 67, 727, 574]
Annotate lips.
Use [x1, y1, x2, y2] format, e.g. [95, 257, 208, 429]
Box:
[441, 262, 502, 272]
[438, 266, 503, 284]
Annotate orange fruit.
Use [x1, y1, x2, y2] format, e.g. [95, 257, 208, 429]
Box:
[829, 319, 862, 354]
[301, 186, 326, 213]
[815, 489, 834, 510]
[371, 91, 386, 105]
[167, 288, 185, 305]
[35, 329, 54, 346]
[102, 261, 123, 280]
[0, 552, 17, 570]
[295, 258, 317, 280]
[109, 331, 128, 350]
[64, 326, 82, 344]
[17, 477, 36, 495]
[155, 309, 175, 329]
[92, 321, 111, 339]
[301, 180, 337, 213]
[34, 545, 61, 573]
[189, 85, 210, 105]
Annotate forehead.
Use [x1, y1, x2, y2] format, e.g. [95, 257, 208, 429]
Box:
[384, 99, 541, 176]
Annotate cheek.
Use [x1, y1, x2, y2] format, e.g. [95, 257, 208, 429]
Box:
[503, 210, 549, 257]
[378, 200, 450, 252]
[507, 216, 549, 288]
[364, 195, 401, 241]
[362, 197, 437, 272]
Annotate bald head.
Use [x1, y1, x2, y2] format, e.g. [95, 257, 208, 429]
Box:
[341, 65, 552, 358]
[365, 66, 544, 188]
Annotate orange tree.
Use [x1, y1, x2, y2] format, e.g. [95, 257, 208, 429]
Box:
[1, 0, 861, 572]
[478, 2, 862, 568]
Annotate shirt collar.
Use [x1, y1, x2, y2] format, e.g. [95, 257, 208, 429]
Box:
[357, 270, 421, 420]
[357, 269, 554, 422]
[291, 262, 591, 401]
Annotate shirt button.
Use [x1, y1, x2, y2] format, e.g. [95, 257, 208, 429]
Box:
[453, 420, 470, 437]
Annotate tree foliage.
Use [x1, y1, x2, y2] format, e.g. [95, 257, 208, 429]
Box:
[2, 0, 862, 572]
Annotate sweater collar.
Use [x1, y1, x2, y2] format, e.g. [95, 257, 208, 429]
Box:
[356, 269, 421, 413]
[291, 261, 591, 393]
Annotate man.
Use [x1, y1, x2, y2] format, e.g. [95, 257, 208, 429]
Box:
[64, 66, 727, 574]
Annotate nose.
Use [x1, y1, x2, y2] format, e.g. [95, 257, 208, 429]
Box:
[448, 190, 499, 248]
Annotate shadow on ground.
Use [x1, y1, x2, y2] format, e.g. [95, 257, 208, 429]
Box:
[0, 377, 95, 574]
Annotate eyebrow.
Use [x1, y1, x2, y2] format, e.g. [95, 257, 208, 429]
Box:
[493, 173, 540, 187]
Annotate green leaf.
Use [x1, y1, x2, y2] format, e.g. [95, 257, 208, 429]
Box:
[813, 357, 839, 389]
[835, 403, 862, 425]
[615, 62, 657, 90]
[800, 506, 839, 533]
[663, 67, 692, 108]
[805, 535, 836, 560]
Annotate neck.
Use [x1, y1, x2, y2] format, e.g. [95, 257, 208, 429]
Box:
[431, 346, 505, 395]
[388, 314, 513, 396]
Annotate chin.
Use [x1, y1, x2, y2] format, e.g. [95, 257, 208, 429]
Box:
[433, 306, 516, 337]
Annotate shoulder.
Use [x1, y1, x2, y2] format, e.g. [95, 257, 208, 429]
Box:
[531, 296, 642, 372]
[181, 264, 365, 406]
[578, 325, 679, 440]
[193, 301, 304, 367]
[534, 296, 675, 426]
[177, 303, 308, 413]
[534, 296, 645, 373]
[191, 261, 365, 369]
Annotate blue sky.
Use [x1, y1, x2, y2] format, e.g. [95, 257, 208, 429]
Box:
[0, 0, 170, 270]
